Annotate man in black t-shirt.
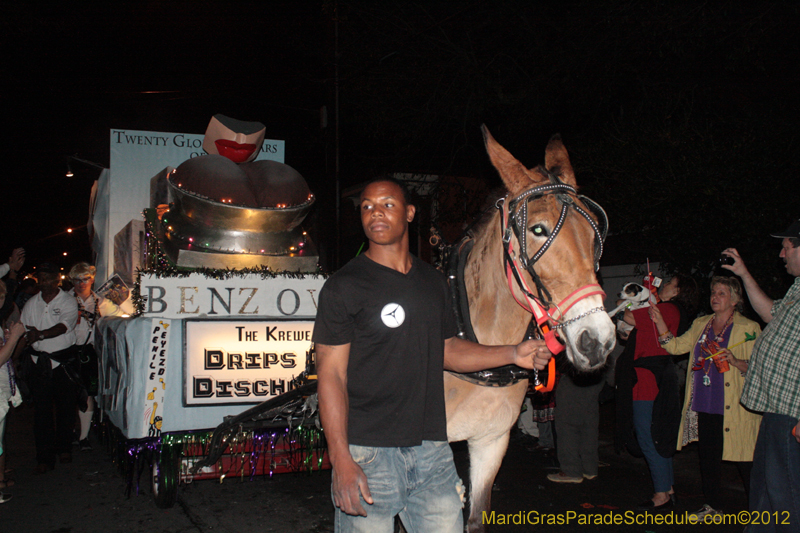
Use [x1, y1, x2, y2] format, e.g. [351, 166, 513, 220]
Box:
[314, 178, 554, 532]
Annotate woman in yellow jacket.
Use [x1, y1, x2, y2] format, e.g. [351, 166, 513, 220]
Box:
[649, 276, 761, 520]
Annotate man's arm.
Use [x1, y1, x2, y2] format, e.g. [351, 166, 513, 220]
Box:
[24, 323, 68, 346]
[722, 248, 774, 323]
[443, 337, 552, 373]
[316, 342, 373, 516]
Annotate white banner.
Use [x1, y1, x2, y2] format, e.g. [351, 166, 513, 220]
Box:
[143, 318, 171, 437]
[184, 319, 313, 405]
[139, 273, 324, 319]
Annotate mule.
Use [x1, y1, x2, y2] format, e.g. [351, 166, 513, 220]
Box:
[444, 127, 616, 532]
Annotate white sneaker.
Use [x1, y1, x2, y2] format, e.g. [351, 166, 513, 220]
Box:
[547, 472, 583, 483]
[692, 504, 721, 522]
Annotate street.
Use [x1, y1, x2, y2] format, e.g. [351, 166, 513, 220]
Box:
[2, 401, 750, 532]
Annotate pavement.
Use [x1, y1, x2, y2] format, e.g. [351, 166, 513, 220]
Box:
[1, 401, 750, 533]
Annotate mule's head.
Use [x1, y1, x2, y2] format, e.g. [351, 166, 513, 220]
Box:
[482, 126, 616, 371]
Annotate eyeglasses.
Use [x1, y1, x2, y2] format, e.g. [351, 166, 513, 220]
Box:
[72, 277, 93, 284]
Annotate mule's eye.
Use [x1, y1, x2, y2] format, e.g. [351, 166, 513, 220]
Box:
[530, 224, 549, 238]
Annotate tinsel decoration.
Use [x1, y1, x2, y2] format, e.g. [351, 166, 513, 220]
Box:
[99, 377, 328, 497]
[102, 417, 328, 498]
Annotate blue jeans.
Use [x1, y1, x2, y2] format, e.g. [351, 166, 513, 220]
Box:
[632, 400, 674, 493]
[334, 440, 464, 533]
[749, 413, 800, 532]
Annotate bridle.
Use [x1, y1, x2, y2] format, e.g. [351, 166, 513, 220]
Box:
[499, 171, 608, 389]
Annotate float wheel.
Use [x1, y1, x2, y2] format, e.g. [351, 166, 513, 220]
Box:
[152, 444, 180, 509]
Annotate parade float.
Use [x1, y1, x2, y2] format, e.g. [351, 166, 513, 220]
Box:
[90, 115, 329, 508]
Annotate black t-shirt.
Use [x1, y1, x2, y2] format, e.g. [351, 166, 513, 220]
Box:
[313, 254, 457, 447]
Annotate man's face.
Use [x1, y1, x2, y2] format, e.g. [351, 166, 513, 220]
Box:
[360, 181, 415, 247]
[37, 272, 60, 290]
[780, 238, 800, 277]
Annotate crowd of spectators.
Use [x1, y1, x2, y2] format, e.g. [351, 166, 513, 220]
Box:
[519, 219, 800, 529]
[0, 248, 122, 503]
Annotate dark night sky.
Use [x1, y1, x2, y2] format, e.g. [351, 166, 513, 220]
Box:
[2, 2, 332, 268]
[2, 1, 799, 283]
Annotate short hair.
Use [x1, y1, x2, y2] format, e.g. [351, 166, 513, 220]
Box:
[789, 237, 800, 248]
[69, 262, 96, 280]
[671, 273, 699, 317]
[711, 275, 745, 313]
[360, 176, 413, 206]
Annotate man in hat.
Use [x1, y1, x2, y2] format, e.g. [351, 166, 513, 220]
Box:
[16, 263, 79, 473]
[722, 220, 800, 531]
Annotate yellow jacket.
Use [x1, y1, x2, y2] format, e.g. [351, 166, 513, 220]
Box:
[662, 312, 762, 461]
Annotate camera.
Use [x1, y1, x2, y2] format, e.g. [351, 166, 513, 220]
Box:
[719, 254, 735, 266]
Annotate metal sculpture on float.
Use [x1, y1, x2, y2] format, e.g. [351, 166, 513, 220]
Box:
[153, 114, 318, 270]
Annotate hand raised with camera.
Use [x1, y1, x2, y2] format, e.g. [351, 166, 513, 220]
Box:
[7, 247, 24, 273]
[721, 248, 749, 277]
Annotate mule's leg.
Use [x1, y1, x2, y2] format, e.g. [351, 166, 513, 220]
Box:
[465, 432, 511, 533]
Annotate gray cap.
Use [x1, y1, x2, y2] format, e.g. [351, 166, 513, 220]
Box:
[771, 219, 800, 239]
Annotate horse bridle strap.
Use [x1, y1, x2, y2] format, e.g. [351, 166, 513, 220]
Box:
[505, 181, 607, 273]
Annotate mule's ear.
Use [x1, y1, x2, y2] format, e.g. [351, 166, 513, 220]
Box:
[544, 134, 577, 187]
[482, 124, 539, 193]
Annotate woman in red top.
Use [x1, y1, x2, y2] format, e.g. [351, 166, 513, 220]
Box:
[622, 275, 698, 510]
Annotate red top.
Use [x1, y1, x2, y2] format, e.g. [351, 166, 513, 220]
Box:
[632, 302, 680, 401]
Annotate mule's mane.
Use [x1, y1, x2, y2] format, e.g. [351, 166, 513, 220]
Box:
[466, 187, 506, 239]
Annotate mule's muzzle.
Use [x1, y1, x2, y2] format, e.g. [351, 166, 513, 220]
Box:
[576, 330, 615, 368]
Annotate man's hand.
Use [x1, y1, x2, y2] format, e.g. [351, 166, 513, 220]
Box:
[331, 456, 373, 516]
[512, 339, 553, 370]
[721, 248, 748, 277]
[8, 247, 25, 271]
[25, 327, 40, 345]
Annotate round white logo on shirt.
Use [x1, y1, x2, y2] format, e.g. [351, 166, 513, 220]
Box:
[380, 303, 405, 328]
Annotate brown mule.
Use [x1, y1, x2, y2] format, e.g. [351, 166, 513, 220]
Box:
[445, 127, 616, 532]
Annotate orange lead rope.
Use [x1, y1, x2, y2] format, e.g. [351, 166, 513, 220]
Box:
[534, 325, 557, 392]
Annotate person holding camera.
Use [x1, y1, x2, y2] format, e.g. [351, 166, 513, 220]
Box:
[650, 276, 761, 520]
[721, 220, 800, 532]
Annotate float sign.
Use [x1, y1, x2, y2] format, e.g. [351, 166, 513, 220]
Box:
[139, 273, 324, 319]
[184, 319, 313, 406]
